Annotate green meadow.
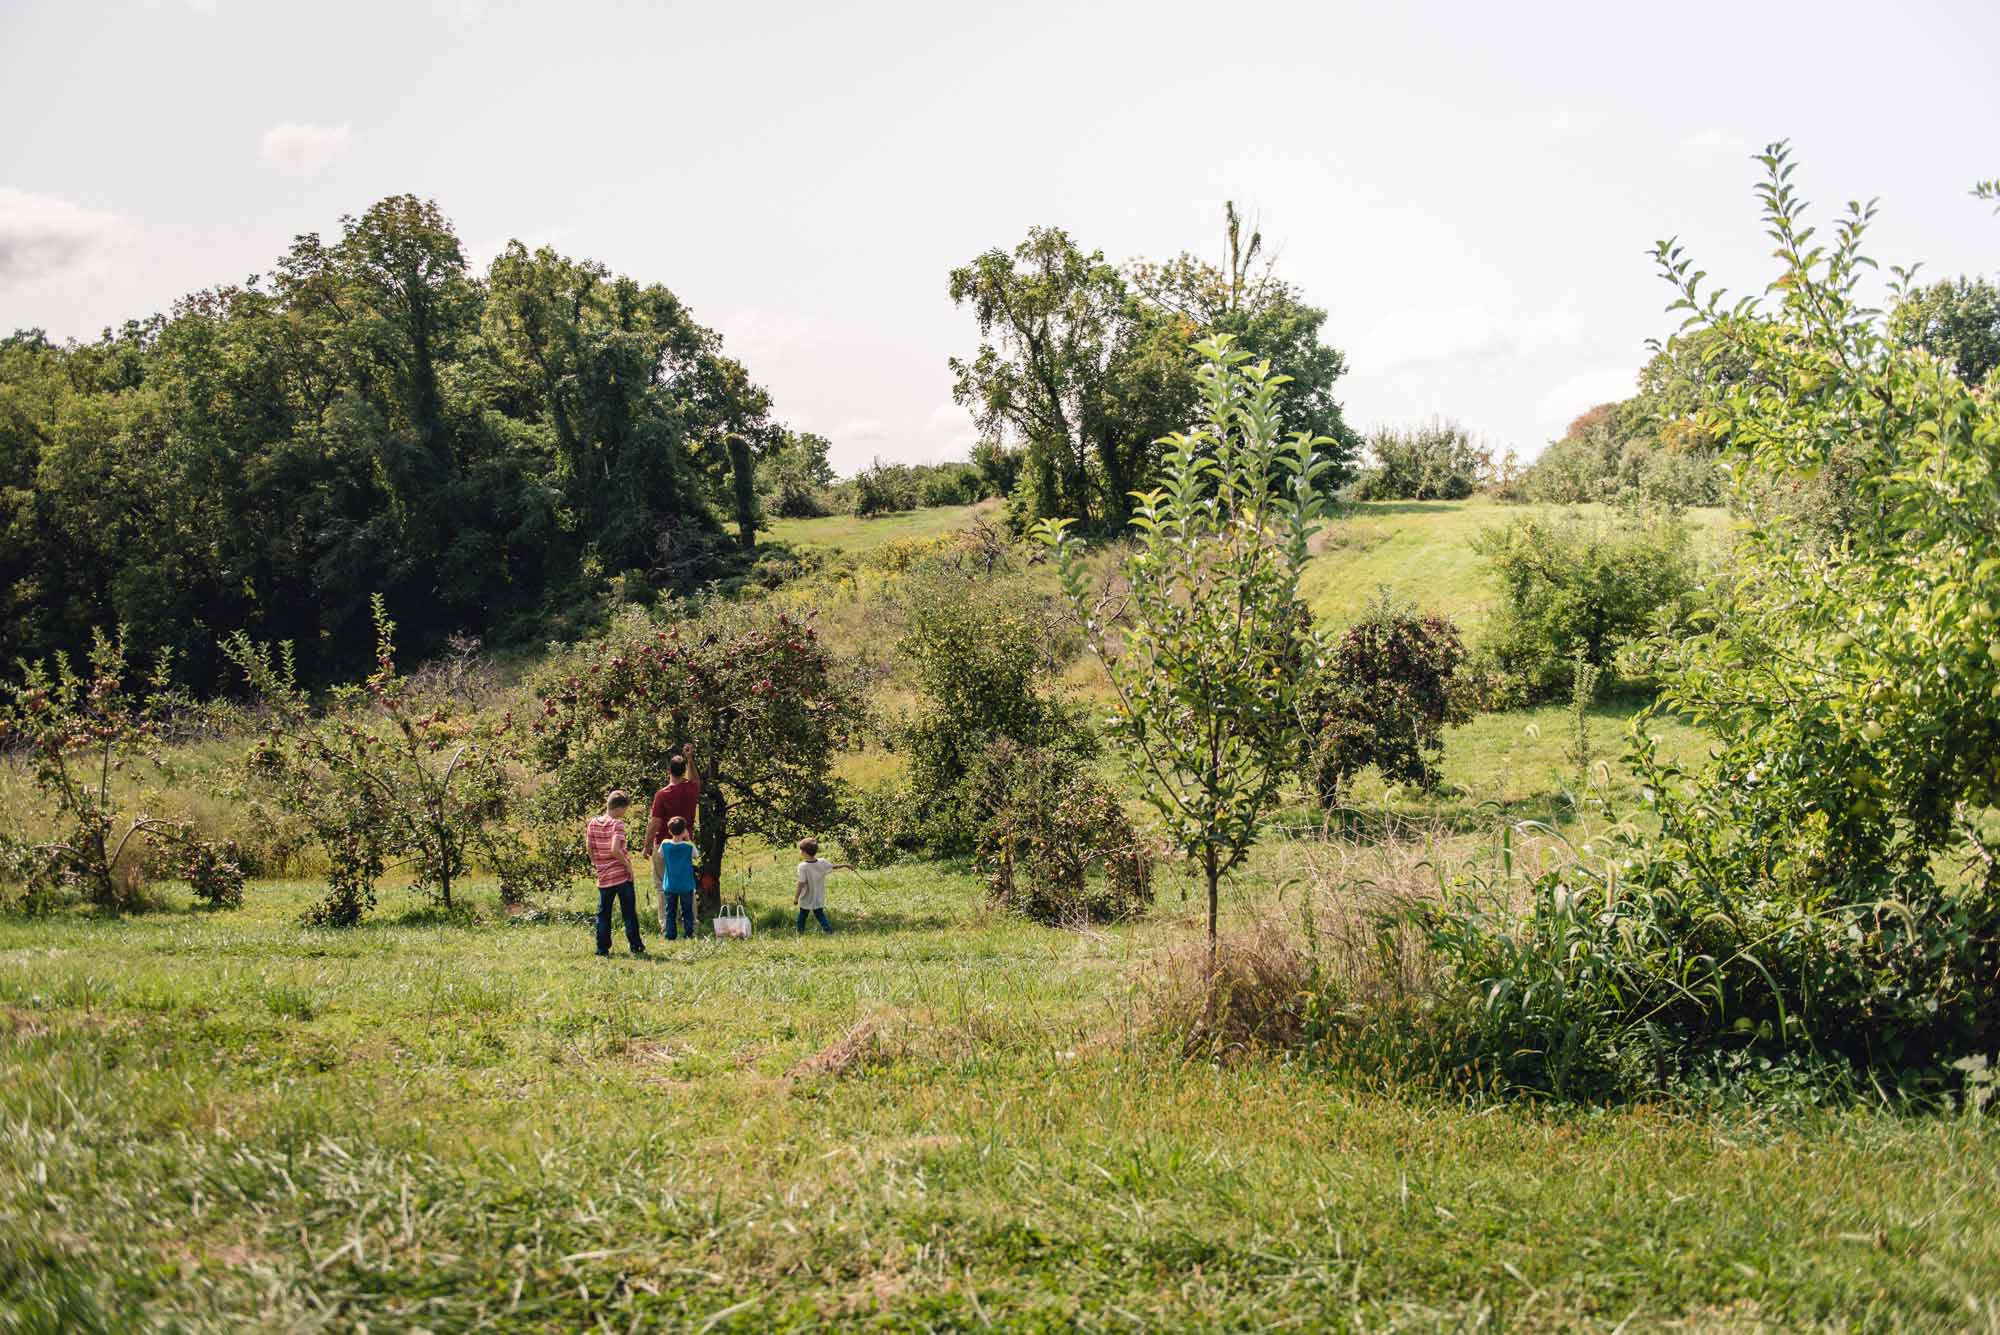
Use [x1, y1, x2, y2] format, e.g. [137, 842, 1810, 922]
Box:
[5, 500, 1995, 1332]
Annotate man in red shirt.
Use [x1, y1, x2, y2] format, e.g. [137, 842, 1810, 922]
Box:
[646, 743, 700, 861]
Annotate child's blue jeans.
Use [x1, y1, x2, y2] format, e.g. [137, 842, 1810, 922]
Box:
[796, 907, 832, 933]
[662, 891, 695, 940]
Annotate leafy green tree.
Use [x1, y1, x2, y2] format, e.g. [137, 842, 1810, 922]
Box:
[1473, 510, 1698, 700]
[0, 198, 793, 688]
[1350, 418, 1489, 500]
[950, 227, 1146, 531]
[1039, 338, 1331, 955]
[893, 568, 1092, 852]
[952, 209, 1356, 535]
[528, 602, 860, 918]
[1127, 201, 1356, 453]
[1422, 147, 2000, 1096]
[1892, 275, 2000, 386]
[761, 429, 834, 517]
[1300, 596, 1470, 809]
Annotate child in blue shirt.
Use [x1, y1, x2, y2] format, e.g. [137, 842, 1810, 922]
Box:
[658, 815, 697, 941]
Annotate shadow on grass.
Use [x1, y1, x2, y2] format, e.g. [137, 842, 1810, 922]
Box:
[750, 907, 956, 936]
[1272, 793, 1598, 846]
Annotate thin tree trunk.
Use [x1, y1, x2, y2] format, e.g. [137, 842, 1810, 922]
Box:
[697, 788, 727, 919]
[1205, 846, 1220, 962]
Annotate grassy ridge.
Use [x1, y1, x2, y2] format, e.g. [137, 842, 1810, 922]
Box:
[6, 877, 1998, 1329]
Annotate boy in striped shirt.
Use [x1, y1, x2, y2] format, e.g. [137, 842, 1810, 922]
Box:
[586, 791, 646, 957]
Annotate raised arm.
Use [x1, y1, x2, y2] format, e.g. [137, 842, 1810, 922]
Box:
[681, 742, 700, 786]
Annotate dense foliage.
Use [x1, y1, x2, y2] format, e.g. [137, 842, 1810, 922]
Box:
[1041, 338, 1330, 948]
[228, 598, 519, 924]
[952, 205, 1355, 534]
[527, 602, 859, 916]
[890, 568, 1091, 854]
[1422, 147, 2000, 1096]
[0, 196, 782, 690]
[0, 632, 242, 913]
[1509, 330, 1742, 508]
[1300, 597, 1470, 810]
[1348, 419, 1488, 500]
[1472, 509, 1699, 702]
[1892, 274, 2000, 386]
[973, 741, 1152, 924]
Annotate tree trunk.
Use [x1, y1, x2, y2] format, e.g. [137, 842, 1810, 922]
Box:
[696, 786, 728, 919]
[1204, 846, 1220, 965]
[728, 433, 757, 551]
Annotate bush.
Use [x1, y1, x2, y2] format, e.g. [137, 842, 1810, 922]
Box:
[1472, 510, 1698, 701]
[226, 596, 520, 926]
[1301, 596, 1471, 809]
[890, 569, 1092, 854]
[0, 630, 242, 914]
[852, 459, 921, 516]
[973, 742, 1152, 925]
[1349, 419, 1488, 500]
[1415, 146, 2000, 1098]
[919, 462, 984, 508]
[1520, 403, 1723, 508]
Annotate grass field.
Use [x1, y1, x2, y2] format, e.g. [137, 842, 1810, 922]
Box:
[764, 501, 1000, 556]
[7, 871, 2000, 1330]
[8, 498, 1996, 1330]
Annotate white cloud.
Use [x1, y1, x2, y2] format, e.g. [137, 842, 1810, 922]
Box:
[832, 417, 887, 443]
[1535, 366, 1640, 441]
[926, 401, 978, 460]
[259, 123, 352, 172]
[716, 307, 834, 364]
[1358, 307, 1582, 374]
[0, 189, 129, 285]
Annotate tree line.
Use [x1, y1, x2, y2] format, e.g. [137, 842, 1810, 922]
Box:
[1, 196, 780, 690]
[2, 197, 1357, 690]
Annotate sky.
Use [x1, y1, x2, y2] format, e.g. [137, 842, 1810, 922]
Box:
[3, 0, 1996, 475]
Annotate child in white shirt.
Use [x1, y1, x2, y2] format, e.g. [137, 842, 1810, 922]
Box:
[794, 838, 851, 934]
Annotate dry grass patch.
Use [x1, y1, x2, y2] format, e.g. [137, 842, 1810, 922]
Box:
[787, 1018, 881, 1081]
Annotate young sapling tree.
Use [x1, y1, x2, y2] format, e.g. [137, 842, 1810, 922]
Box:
[225, 596, 518, 924]
[1037, 337, 1331, 958]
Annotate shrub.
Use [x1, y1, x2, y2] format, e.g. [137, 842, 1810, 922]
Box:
[1349, 419, 1488, 500]
[1300, 596, 1470, 810]
[971, 440, 1023, 501]
[919, 462, 984, 508]
[889, 568, 1092, 854]
[1520, 403, 1723, 509]
[973, 742, 1152, 925]
[1472, 510, 1697, 701]
[856, 563, 1104, 855]
[226, 597, 520, 925]
[0, 630, 242, 914]
[852, 459, 920, 516]
[1416, 146, 2000, 1097]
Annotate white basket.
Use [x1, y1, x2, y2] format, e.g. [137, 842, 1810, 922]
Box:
[713, 902, 751, 940]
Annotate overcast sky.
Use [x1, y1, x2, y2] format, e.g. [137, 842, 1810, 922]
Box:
[4, 0, 1996, 473]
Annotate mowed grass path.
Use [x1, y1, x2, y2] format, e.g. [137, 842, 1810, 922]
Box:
[765, 501, 998, 556]
[5, 871, 1999, 1330]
